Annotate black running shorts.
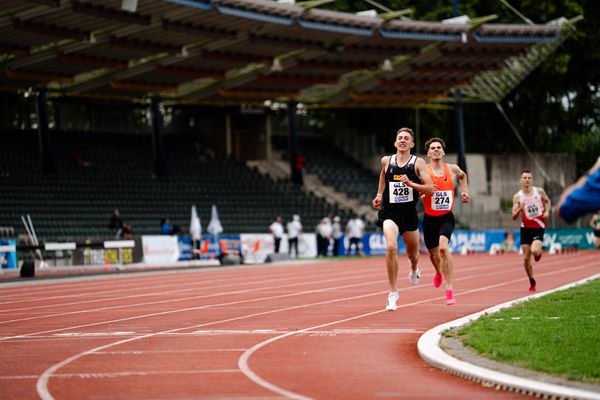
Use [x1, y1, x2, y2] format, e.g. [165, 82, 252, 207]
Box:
[520, 227, 545, 246]
[377, 209, 418, 234]
[422, 212, 455, 250]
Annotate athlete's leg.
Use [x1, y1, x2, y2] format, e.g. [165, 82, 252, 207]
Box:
[439, 235, 453, 290]
[531, 238, 543, 261]
[428, 247, 441, 275]
[383, 220, 400, 291]
[402, 229, 420, 273]
[521, 244, 533, 279]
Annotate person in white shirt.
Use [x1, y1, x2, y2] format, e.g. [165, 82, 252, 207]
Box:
[269, 216, 284, 253]
[345, 214, 365, 256]
[332, 216, 343, 256]
[316, 216, 333, 257]
[286, 215, 303, 258]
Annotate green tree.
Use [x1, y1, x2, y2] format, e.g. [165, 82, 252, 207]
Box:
[323, 1, 599, 173]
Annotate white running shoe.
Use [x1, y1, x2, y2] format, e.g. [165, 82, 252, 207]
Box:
[409, 267, 420, 285]
[385, 291, 399, 311]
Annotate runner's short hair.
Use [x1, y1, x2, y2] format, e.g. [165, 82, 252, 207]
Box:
[396, 127, 414, 139]
[425, 137, 446, 152]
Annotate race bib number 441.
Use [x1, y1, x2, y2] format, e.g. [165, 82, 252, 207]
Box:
[523, 198, 542, 219]
[389, 181, 413, 203]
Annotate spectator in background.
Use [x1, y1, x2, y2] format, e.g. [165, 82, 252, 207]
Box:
[287, 214, 303, 258]
[120, 222, 134, 239]
[161, 217, 172, 235]
[269, 215, 284, 253]
[332, 216, 343, 256]
[557, 156, 600, 224]
[315, 216, 332, 257]
[109, 208, 123, 238]
[346, 214, 365, 256]
[502, 231, 516, 253]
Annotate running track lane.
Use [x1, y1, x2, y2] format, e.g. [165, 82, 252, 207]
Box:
[0, 251, 598, 399]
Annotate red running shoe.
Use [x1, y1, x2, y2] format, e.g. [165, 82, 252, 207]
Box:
[529, 284, 537, 292]
[534, 252, 542, 262]
[433, 273, 442, 288]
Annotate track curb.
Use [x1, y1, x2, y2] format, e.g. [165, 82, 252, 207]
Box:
[418, 273, 600, 400]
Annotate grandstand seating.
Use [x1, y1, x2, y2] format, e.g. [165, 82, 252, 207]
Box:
[272, 135, 379, 206]
[0, 130, 350, 241]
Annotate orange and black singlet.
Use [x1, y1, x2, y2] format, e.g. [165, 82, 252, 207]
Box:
[423, 163, 454, 216]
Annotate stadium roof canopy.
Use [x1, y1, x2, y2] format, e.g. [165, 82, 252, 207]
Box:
[0, 0, 579, 108]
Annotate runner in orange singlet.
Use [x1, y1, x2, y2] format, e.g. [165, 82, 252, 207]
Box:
[422, 138, 470, 305]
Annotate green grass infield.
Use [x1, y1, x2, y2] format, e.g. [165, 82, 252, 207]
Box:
[451, 278, 600, 384]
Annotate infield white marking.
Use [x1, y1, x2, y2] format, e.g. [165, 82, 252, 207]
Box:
[31, 256, 599, 400]
[237, 259, 600, 400]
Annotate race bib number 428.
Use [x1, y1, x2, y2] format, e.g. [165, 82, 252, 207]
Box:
[388, 181, 413, 203]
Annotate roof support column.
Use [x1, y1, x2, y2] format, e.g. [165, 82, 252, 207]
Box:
[35, 88, 57, 174]
[453, 0, 467, 173]
[287, 101, 303, 185]
[266, 112, 272, 161]
[150, 95, 168, 177]
[455, 89, 467, 173]
[225, 112, 232, 157]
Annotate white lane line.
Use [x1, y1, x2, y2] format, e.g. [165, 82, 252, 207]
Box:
[193, 329, 276, 334]
[8, 369, 241, 381]
[418, 272, 600, 400]
[0, 254, 541, 327]
[0, 270, 383, 326]
[53, 332, 136, 337]
[236, 260, 600, 400]
[33, 257, 600, 400]
[0, 271, 376, 312]
[0, 257, 359, 299]
[5, 253, 591, 341]
[35, 287, 403, 400]
[4, 255, 589, 341]
[93, 349, 247, 355]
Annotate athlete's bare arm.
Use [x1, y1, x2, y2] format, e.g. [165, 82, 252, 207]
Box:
[372, 156, 389, 210]
[408, 157, 434, 196]
[538, 187, 552, 219]
[511, 193, 522, 220]
[449, 163, 470, 203]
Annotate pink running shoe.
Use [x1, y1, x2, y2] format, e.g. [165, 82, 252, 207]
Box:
[529, 284, 537, 292]
[433, 273, 442, 288]
[445, 289, 456, 305]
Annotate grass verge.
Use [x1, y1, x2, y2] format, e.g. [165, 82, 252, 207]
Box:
[449, 278, 600, 384]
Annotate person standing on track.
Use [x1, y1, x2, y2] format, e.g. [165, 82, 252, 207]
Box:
[512, 170, 551, 292]
[422, 137, 470, 305]
[372, 127, 434, 311]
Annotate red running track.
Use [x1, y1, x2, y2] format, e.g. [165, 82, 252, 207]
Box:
[1, 251, 598, 399]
